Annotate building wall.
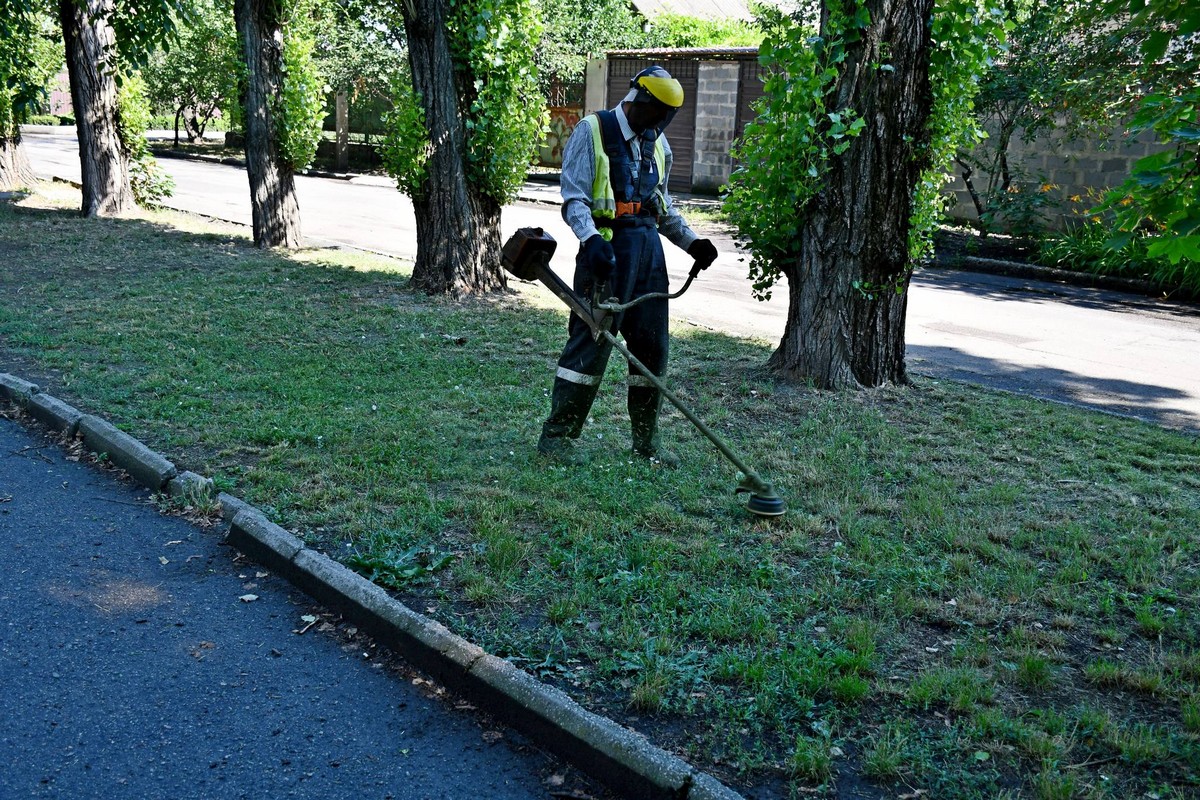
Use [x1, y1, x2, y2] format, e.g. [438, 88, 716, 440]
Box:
[691, 62, 739, 194]
[943, 120, 1169, 231]
[595, 52, 762, 195]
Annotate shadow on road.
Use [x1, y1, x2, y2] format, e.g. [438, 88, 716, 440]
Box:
[909, 343, 1199, 434]
[915, 267, 1200, 322]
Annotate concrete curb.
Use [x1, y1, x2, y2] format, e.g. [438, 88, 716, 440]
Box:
[77, 415, 178, 491]
[1, 372, 744, 799]
[0, 373, 39, 405]
[953, 255, 1195, 301]
[28, 393, 85, 436]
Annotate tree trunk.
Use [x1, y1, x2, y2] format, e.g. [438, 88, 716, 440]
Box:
[0, 130, 36, 190]
[233, 0, 302, 248]
[772, 0, 935, 389]
[59, 0, 135, 217]
[335, 91, 348, 172]
[401, 0, 506, 296]
[182, 106, 202, 142]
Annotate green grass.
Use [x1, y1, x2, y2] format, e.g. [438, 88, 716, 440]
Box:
[2, 184, 1199, 797]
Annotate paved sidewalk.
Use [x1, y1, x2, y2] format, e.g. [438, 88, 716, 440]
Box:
[0, 415, 594, 800]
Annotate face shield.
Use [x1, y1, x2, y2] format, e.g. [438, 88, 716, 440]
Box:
[623, 66, 684, 135]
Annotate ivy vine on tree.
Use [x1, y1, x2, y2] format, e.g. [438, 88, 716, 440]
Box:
[727, 0, 1004, 302]
[276, 0, 326, 171]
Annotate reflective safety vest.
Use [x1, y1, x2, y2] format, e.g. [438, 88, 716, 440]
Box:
[585, 110, 667, 240]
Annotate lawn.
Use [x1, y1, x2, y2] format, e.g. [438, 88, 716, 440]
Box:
[1, 184, 1197, 798]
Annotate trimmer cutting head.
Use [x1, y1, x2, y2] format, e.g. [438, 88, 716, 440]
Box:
[737, 474, 787, 518]
[746, 491, 787, 517]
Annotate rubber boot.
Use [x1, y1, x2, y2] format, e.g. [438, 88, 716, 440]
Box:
[629, 385, 678, 467]
[539, 378, 599, 464]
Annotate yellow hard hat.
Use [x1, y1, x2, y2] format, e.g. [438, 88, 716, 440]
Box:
[631, 66, 684, 108]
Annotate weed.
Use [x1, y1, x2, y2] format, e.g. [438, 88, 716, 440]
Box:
[1181, 697, 1199, 733]
[1083, 659, 1124, 688]
[1033, 761, 1077, 800]
[1108, 723, 1171, 765]
[1015, 652, 1054, 691]
[861, 724, 910, 779]
[546, 596, 578, 625]
[788, 734, 832, 784]
[830, 675, 871, 703]
[909, 667, 995, 712]
[1038, 220, 1200, 297]
[1135, 600, 1168, 637]
[346, 545, 455, 590]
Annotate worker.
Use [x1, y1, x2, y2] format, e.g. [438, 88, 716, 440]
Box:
[538, 65, 719, 466]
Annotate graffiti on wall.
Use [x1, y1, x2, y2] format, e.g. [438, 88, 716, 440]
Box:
[538, 106, 582, 168]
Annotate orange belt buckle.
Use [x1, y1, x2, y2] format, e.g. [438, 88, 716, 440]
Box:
[615, 200, 641, 217]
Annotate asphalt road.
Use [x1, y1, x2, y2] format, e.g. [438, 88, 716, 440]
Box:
[0, 416, 594, 800]
[21, 131, 1200, 433]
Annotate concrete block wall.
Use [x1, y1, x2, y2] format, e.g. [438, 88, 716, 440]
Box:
[691, 62, 740, 195]
[944, 120, 1169, 231]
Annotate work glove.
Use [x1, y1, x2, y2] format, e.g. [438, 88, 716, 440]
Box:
[687, 238, 719, 271]
[582, 233, 616, 284]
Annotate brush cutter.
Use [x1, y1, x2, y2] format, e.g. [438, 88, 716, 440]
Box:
[502, 227, 786, 518]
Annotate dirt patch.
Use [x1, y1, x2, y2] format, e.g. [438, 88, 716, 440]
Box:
[932, 227, 1039, 267]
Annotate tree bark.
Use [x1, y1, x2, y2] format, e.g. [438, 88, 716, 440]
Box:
[59, 0, 135, 217]
[773, 0, 936, 389]
[233, 0, 302, 248]
[0, 130, 36, 190]
[335, 91, 348, 172]
[401, 0, 506, 296]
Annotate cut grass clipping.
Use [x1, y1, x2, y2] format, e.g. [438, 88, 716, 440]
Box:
[1, 184, 1197, 797]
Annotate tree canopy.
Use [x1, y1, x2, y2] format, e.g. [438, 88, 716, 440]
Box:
[143, 0, 240, 143]
[1097, 0, 1200, 264]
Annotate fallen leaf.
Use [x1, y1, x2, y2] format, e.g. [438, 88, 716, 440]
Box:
[300, 615, 318, 624]
[255, 571, 269, 579]
[159, 556, 169, 565]
[239, 594, 258, 602]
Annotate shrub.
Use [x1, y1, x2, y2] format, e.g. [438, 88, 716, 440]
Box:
[1038, 220, 1200, 297]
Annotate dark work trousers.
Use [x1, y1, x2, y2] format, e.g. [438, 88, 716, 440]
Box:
[542, 217, 670, 453]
